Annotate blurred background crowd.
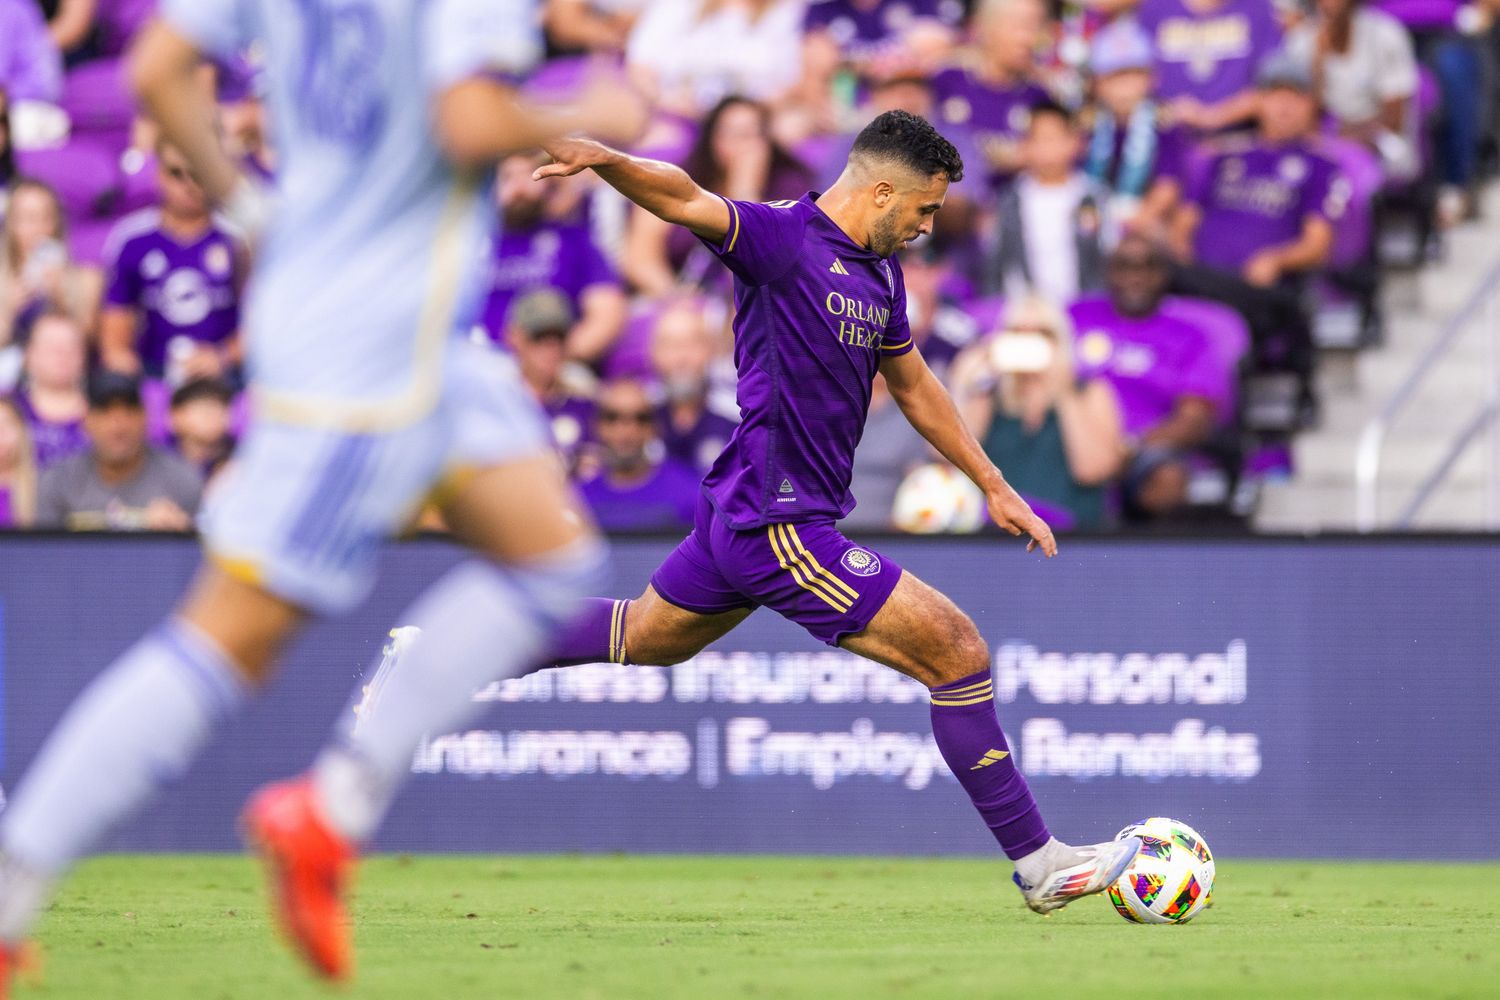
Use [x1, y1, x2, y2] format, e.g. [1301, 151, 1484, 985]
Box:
[3, 0, 1499, 534]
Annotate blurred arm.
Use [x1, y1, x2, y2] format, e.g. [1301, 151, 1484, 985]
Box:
[129, 21, 241, 203]
[98, 306, 143, 375]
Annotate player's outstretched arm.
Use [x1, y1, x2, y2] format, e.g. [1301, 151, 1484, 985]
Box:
[534, 138, 732, 243]
[129, 22, 242, 205]
[880, 350, 1057, 557]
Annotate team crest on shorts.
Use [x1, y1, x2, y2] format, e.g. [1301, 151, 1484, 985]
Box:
[840, 548, 881, 577]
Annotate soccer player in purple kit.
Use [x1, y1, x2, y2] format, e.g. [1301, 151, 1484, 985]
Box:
[531, 110, 1142, 912]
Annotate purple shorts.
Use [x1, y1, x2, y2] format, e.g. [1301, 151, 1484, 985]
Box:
[650, 494, 903, 646]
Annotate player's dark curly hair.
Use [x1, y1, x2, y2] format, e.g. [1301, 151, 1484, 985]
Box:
[850, 110, 964, 183]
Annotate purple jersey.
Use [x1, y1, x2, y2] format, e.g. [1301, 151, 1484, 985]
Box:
[1138, 0, 1282, 105]
[1370, 0, 1460, 30]
[103, 209, 244, 378]
[701, 193, 914, 528]
[1189, 137, 1348, 273]
[933, 68, 1048, 164]
[544, 394, 595, 467]
[1068, 296, 1231, 435]
[479, 222, 618, 341]
[12, 391, 88, 470]
[660, 402, 739, 474]
[578, 459, 700, 531]
[804, 0, 964, 60]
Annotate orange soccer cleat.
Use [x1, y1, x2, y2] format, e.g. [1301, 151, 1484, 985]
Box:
[241, 776, 357, 981]
[0, 941, 40, 998]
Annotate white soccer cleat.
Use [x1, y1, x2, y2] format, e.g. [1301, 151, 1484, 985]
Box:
[1012, 836, 1143, 915]
[350, 627, 422, 735]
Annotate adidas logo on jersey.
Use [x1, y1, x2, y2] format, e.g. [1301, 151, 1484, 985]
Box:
[829, 258, 850, 276]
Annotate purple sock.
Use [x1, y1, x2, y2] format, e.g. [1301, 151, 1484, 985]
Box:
[929, 669, 1051, 859]
[548, 598, 630, 666]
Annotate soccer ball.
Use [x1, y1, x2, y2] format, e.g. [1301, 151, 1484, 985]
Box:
[892, 464, 985, 534]
[1106, 817, 1215, 924]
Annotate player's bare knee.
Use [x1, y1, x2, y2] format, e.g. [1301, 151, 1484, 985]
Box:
[931, 618, 991, 687]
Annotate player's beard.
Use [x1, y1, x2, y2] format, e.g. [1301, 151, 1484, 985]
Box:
[870, 207, 904, 258]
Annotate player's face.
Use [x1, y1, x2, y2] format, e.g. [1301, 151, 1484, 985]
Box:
[871, 172, 949, 258]
[159, 149, 209, 217]
[85, 403, 148, 467]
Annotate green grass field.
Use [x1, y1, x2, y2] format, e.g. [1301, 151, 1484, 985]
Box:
[18, 855, 1498, 999]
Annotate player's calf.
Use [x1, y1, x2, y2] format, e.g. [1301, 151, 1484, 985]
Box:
[549, 586, 749, 668]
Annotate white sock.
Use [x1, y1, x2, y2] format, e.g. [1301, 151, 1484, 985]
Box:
[0, 620, 246, 940]
[1013, 837, 1081, 886]
[313, 547, 604, 842]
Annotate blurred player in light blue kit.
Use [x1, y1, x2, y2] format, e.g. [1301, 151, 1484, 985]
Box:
[0, 1, 643, 990]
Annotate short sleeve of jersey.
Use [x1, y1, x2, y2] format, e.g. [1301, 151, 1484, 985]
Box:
[161, 0, 250, 60]
[1301, 157, 1349, 224]
[103, 237, 142, 308]
[1171, 322, 1231, 408]
[424, 0, 541, 92]
[878, 257, 915, 357]
[697, 197, 806, 287]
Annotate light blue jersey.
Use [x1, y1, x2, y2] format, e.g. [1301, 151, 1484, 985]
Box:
[163, 0, 539, 430]
[164, 0, 555, 613]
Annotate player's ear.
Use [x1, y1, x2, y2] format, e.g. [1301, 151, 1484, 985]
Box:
[873, 179, 895, 207]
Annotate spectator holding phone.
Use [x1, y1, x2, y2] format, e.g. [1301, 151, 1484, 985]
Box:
[951, 296, 1125, 530]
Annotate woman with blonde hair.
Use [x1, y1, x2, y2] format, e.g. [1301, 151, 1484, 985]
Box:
[949, 296, 1126, 530]
[0, 178, 102, 387]
[0, 395, 38, 528]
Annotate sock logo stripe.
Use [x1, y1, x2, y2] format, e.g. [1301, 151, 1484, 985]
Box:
[934, 677, 994, 697]
[768, 526, 851, 612]
[781, 524, 860, 601]
[608, 599, 625, 664]
[930, 690, 994, 707]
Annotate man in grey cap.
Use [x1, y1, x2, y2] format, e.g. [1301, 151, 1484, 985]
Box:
[35, 370, 204, 530]
[503, 288, 596, 470]
[1167, 49, 1346, 400]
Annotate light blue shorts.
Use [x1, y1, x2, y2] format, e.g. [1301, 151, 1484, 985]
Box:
[199, 342, 550, 614]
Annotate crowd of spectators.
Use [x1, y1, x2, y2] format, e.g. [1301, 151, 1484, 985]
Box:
[3, 0, 1500, 533]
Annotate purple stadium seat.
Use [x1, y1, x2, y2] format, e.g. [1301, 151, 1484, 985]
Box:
[59, 59, 134, 144]
[14, 137, 117, 220]
[97, 0, 158, 56]
[1314, 136, 1381, 271]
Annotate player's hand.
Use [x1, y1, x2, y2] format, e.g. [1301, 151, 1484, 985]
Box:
[533, 137, 616, 181]
[987, 483, 1057, 558]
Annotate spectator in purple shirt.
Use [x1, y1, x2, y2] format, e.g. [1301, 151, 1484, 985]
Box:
[1070, 233, 1232, 516]
[623, 96, 814, 297]
[577, 376, 700, 531]
[1169, 52, 1346, 387]
[932, 0, 1052, 187]
[1083, 18, 1194, 227]
[0, 394, 37, 528]
[1137, 0, 1284, 132]
[649, 298, 739, 474]
[0, 0, 62, 104]
[504, 289, 597, 470]
[99, 142, 247, 384]
[480, 153, 626, 365]
[12, 308, 87, 469]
